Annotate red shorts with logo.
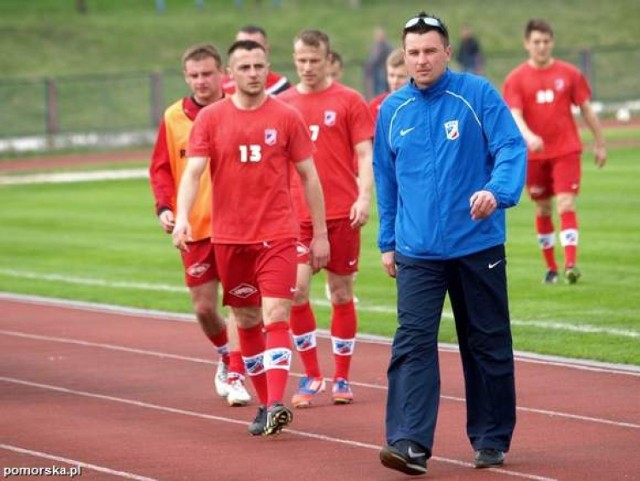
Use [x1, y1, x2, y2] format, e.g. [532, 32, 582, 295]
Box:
[180, 238, 219, 288]
[214, 238, 298, 308]
[297, 217, 360, 275]
[526, 152, 581, 200]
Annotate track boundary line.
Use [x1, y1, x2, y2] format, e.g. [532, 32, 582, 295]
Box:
[0, 376, 557, 481]
[0, 443, 159, 481]
[1, 269, 638, 340]
[2, 290, 639, 375]
[2, 329, 638, 430]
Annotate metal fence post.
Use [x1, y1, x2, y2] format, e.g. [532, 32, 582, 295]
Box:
[45, 77, 58, 144]
[150, 72, 164, 128]
[580, 48, 595, 99]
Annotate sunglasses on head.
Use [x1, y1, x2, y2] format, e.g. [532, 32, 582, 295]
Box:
[404, 15, 444, 31]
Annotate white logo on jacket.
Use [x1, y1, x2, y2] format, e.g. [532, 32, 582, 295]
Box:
[444, 120, 459, 140]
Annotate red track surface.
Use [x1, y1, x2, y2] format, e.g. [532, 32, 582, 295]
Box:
[1, 295, 639, 480]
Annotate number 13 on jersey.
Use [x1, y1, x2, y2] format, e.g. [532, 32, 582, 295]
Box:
[239, 144, 262, 163]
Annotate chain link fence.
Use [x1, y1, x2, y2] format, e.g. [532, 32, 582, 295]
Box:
[1, 46, 638, 152]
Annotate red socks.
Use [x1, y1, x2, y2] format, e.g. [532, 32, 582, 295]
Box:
[238, 324, 268, 405]
[290, 302, 322, 378]
[264, 321, 292, 406]
[330, 301, 357, 381]
[535, 215, 558, 272]
[207, 329, 229, 365]
[560, 211, 578, 269]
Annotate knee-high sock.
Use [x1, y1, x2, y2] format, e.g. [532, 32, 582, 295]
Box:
[290, 302, 322, 378]
[207, 330, 229, 364]
[330, 301, 357, 381]
[536, 215, 558, 272]
[227, 350, 245, 382]
[238, 323, 268, 405]
[560, 211, 578, 269]
[264, 321, 292, 406]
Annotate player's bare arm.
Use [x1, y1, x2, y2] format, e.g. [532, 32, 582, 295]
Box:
[295, 157, 330, 271]
[351, 139, 374, 228]
[579, 101, 607, 168]
[510, 108, 543, 152]
[172, 156, 208, 251]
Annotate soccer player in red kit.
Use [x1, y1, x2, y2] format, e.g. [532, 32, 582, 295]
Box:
[279, 30, 374, 408]
[221, 25, 290, 96]
[368, 48, 409, 122]
[149, 43, 250, 407]
[503, 19, 606, 284]
[172, 40, 329, 436]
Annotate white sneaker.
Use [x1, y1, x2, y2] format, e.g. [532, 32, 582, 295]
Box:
[214, 362, 228, 398]
[226, 376, 251, 407]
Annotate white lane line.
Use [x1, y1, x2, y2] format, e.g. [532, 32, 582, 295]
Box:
[2, 291, 640, 377]
[0, 169, 147, 185]
[2, 329, 638, 430]
[0, 443, 159, 481]
[1, 269, 639, 341]
[0, 376, 557, 481]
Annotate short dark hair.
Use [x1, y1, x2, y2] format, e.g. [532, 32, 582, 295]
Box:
[525, 19, 554, 39]
[402, 12, 449, 46]
[330, 50, 343, 66]
[227, 39, 266, 58]
[238, 24, 267, 38]
[181, 43, 222, 69]
[295, 29, 331, 54]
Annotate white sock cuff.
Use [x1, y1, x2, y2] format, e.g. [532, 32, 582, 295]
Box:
[537, 232, 556, 249]
[263, 347, 292, 370]
[293, 331, 317, 352]
[242, 353, 265, 376]
[331, 336, 356, 356]
[560, 228, 579, 246]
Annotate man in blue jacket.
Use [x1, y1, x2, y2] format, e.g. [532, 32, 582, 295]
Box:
[374, 13, 527, 475]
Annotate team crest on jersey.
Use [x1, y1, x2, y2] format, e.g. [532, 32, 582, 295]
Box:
[555, 78, 565, 91]
[444, 120, 459, 140]
[265, 129, 277, 146]
[324, 110, 337, 126]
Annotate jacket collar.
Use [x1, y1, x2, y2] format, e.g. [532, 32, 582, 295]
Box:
[408, 68, 451, 97]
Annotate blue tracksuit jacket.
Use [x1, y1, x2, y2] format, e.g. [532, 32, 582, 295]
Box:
[373, 69, 527, 259]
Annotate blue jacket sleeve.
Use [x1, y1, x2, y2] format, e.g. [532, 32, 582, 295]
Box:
[372, 106, 397, 253]
[480, 82, 527, 209]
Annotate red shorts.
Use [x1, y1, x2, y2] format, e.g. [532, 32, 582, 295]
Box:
[297, 217, 360, 275]
[215, 238, 298, 307]
[526, 152, 581, 200]
[180, 238, 219, 288]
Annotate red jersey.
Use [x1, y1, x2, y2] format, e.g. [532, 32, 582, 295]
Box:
[187, 97, 313, 244]
[369, 92, 388, 122]
[279, 82, 374, 222]
[222, 71, 290, 96]
[503, 60, 591, 160]
[149, 97, 212, 241]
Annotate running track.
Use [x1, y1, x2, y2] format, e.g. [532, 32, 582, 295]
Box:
[1, 294, 639, 480]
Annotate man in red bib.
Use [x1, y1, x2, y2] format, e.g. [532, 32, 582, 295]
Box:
[173, 40, 329, 437]
[149, 43, 250, 407]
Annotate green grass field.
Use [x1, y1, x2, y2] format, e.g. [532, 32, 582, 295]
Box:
[1, 139, 639, 366]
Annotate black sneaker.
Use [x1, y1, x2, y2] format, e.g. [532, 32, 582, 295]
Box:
[379, 439, 428, 476]
[542, 270, 558, 284]
[474, 448, 505, 468]
[263, 402, 293, 436]
[248, 405, 267, 436]
[565, 266, 582, 285]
